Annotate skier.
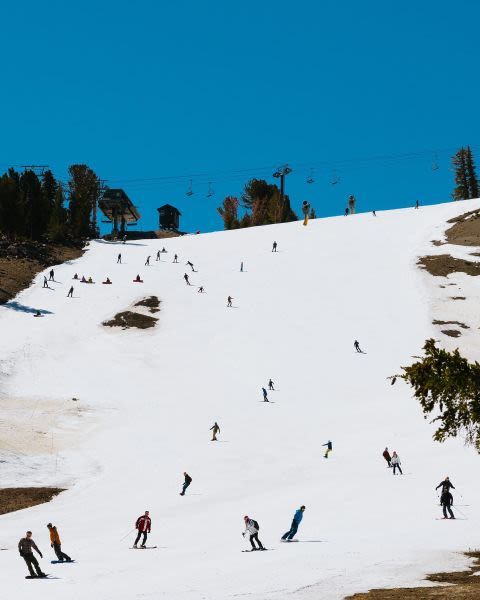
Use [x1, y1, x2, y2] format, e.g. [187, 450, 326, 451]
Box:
[415, 200, 419, 209]
[198, 286, 204, 293]
[49, 269, 54, 281]
[43, 276, 48, 288]
[67, 286, 74, 298]
[323, 440, 333, 459]
[73, 273, 78, 280]
[240, 262, 243, 272]
[184, 273, 191, 285]
[186, 261, 195, 271]
[268, 379, 275, 391]
[348, 195, 356, 214]
[354, 340, 362, 353]
[383, 447, 392, 467]
[344, 207, 349, 216]
[18, 531, 46, 578]
[210, 422, 220, 441]
[440, 489, 455, 519]
[133, 511, 151, 549]
[180, 472, 192, 496]
[156, 250, 161, 261]
[243, 516, 264, 550]
[301, 200, 311, 226]
[281, 506, 305, 541]
[372, 210, 376, 217]
[391, 451, 402, 475]
[145, 256, 150, 266]
[117, 253, 122, 264]
[122, 234, 127, 244]
[227, 296, 233, 307]
[272, 241, 278, 252]
[436, 477, 455, 494]
[173, 254, 178, 263]
[262, 387, 269, 402]
[47, 523, 72, 562]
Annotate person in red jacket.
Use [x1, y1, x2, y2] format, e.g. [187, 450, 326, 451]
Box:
[133, 511, 151, 548]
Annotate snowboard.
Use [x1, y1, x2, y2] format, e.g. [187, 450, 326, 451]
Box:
[51, 560, 75, 564]
[131, 546, 157, 549]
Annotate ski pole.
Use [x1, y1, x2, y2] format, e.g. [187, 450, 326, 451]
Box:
[120, 528, 135, 542]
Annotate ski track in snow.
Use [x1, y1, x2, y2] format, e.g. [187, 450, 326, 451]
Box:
[1, 200, 480, 599]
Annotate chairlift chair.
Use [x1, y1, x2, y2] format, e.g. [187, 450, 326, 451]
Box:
[186, 179, 194, 196]
[331, 171, 340, 185]
[306, 169, 314, 184]
[206, 182, 214, 198]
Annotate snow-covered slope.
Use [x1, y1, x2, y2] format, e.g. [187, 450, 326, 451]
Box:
[1, 200, 480, 599]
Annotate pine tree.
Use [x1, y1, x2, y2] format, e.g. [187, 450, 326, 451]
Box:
[19, 170, 43, 239]
[217, 196, 239, 230]
[0, 170, 23, 237]
[465, 146, 479, 199]
[68, 164, 100, 238]
[48, 186, 68, 242]
[452, 148, 469, 200]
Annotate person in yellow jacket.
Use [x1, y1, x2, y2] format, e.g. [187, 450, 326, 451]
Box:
[47, 523, 72, 562]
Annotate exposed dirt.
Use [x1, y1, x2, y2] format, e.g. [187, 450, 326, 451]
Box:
[441, 330, 461, 337]
[0, 487, 64, 515]
[345, 551, 480, 599]
[433, 320, 469, 329]
[451, 297, 466, 301]
[445, 209, 480, 246]
[103, 310, 158, 329]
[0, 245, 84, 304]
[134, 296, 161, 314]
[418, 255, 480, 277]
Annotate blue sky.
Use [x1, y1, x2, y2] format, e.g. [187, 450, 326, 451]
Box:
[1, 0, 479, 233]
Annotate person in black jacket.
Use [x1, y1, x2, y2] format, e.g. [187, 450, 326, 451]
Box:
[18, 531, 46, 577]
[440, 490, 455, 519]
[436, 477, 455, 494]
[180, 472, 192, 496]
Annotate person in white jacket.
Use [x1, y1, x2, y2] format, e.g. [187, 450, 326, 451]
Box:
[242, 516, 264, 550]
[391, 451, 403, 475]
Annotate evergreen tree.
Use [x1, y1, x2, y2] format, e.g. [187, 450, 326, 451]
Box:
[19, 170, 43, 239]
[309, 207, 317, 219]
[0, 170, 23, 237]
[68, 164, 100, 238]
[452, 148, 470, 200]
[393, 339, 480, 451]
[48, 186, 68, 242]
[217, 196, 239, 230]
[465, 146, 479, 199]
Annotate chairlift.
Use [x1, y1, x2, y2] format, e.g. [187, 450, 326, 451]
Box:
[331, 171, 340, 185]
[306, 169, 314, 184]
[206, 182, 214, 198]
[186, 179, 194, 196]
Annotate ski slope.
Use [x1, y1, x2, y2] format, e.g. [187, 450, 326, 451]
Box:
[1, 200, 480, 599]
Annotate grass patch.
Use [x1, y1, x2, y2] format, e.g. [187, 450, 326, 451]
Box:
[0, 487, 65, 515]
[103, 310, 158, 329]
[346, 551, 480, 599]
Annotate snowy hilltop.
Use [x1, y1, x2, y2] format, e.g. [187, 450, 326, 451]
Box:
[1, 200, 480, 599]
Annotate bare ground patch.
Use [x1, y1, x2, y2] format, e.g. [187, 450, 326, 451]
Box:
[433, 320, 469, 329]
[134, 296, 161, 314]
[418, 255, 480, 277]
[103, 310, 158, 329]
[445, 209, 480, 246]
[441, 329, 461, 337]
[345, 551, 480, 599]
[0, 487, 64, 515]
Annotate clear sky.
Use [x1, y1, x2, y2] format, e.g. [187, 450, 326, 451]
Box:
[1, 0, 479, 233]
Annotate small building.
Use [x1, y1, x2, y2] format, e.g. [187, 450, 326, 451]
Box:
[157, 204, 181, 231]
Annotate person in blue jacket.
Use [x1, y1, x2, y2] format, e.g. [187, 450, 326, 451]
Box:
[323, 440, 333, 458]
[281, 506, 305, 541]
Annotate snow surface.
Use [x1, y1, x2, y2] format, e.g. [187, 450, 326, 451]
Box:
[1, 200, 480, 599]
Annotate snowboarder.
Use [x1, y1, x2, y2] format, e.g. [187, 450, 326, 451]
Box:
[281, 506, 305, 541]
[227, 296, 233, 307]
[180, 472, 192, 496]
[440, 490, 455, 519]
[302, 200, 311, 226]
[436, 477, 455, 494]
[122, 234, 127, 244]
[117, 253, 122, 264]
[372, 210, 376, 217]
[391, 451, 402, 475]
[133, 511, 151, 548]
[348, 195, 356, 214]
[184, 273, 191, 285]
[134, 274, 143, 283]
[186, 261, 195, 271]
[383, 447, 392, 467]
[18, 531, 46, 578]
[240, 262, 244, 272]
[262, 387, 269, 402]
[272, 241, 277, 252]
[243, 516, 264, 550]
[323, 440, 333, 459]
[415, 200, 419, 209]
[67, 286, 74, 298]
[161, 247, 167, 253]
[198, 286, 204, 293]
[145, 256, 150, 266]
[210, 422, 220, 441]
[156, 250, 161, 261]
[344, 207, 349, 216]
[47, 523, 72, 562]
[43, 276, 48, 288]
[268, 379, 275, 391]
[173, 254, 178, 263]
[73, 273, 78, 280]
[354, 340, 362, 353]
[33, 310, 43, 318]
[49, 269, 54, 281]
